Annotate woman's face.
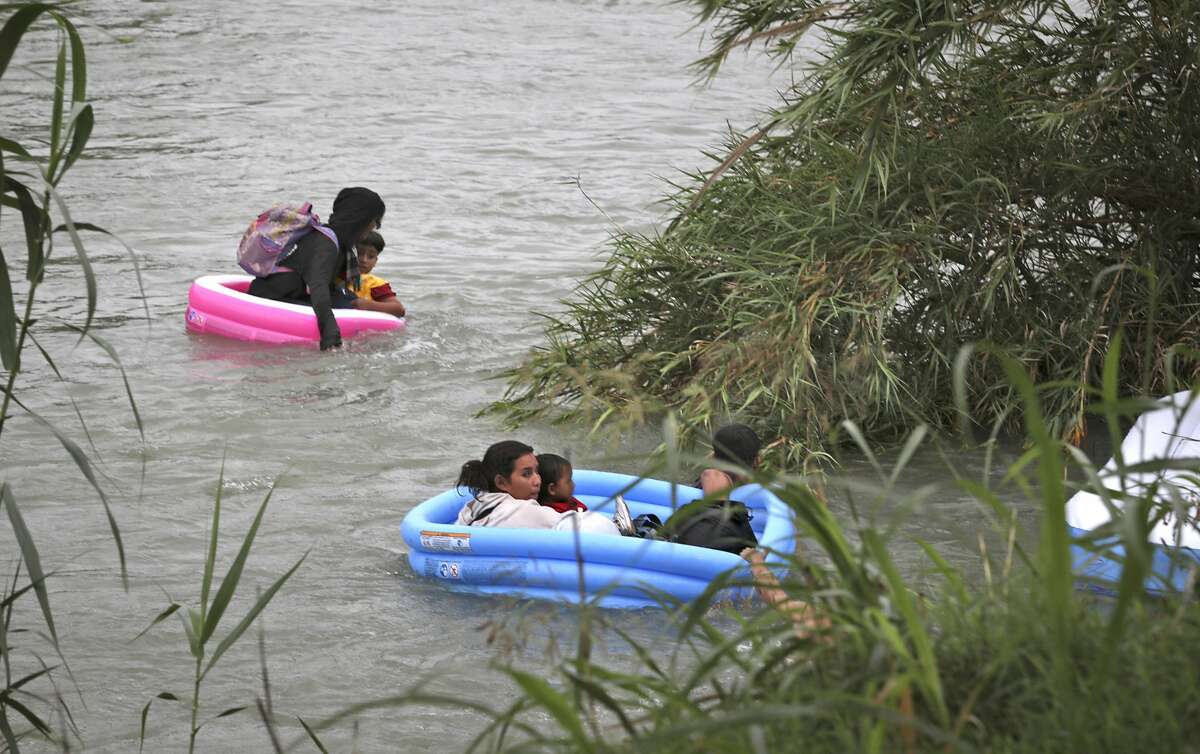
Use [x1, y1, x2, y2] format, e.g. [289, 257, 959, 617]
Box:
[495, 452, 541, 501]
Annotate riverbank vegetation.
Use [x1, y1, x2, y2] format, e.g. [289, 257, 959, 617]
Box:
[492, 0, 1200, 463]
[475, 365, 1200, 753]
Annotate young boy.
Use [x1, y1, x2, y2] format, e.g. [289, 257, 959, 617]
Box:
[350, 231, 406, 318]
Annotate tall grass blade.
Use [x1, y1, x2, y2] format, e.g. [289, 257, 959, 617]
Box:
[1, 484, 58, 648]
[2, 176, 47, 283]
[131, 603, 181, 643]
[996, 353, 1071, 671]
[0, 5, 57, 80]
[0, 244, 16, 371]
[296, 716, 330, 754]
[201, 552, 307, 679]
[862, 529, 948, 726]
[51, 223, 149, 323]
[59, 323, 143, 444]
[200, 479, 277, 644]
[138, 692, 179, 754]
[6, 696, 50, 736]
[10, 396, 126, 587]
[42, 183, 96, 337]
[27, 332, 104, 463]
[200, 458, 224, 624]
[506, 668, 592, 751]
[48, 36, 65, 166]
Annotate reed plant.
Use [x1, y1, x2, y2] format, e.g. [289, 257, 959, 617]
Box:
[1, 4, 145, 748]
[468, 356, 1200, 753]
[135, 464, 306, 754]
[491, 0, 1200, 464]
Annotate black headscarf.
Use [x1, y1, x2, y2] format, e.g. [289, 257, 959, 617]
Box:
[327, 187, 386, 287]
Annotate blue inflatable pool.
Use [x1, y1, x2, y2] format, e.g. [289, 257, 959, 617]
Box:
[1067, 390, 1200, 595]
[400, 469, 797, 608]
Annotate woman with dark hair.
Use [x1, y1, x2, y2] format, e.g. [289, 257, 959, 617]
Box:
[247, 187, 386, 350]
[455, 441, 624, 535]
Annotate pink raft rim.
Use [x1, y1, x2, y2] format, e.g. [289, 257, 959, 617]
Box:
[185, 274, 406, 345]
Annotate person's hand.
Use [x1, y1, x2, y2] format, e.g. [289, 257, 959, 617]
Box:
[740, 547, 764, 565]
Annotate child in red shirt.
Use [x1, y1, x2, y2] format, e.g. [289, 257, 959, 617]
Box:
[536, 453, 588, 513]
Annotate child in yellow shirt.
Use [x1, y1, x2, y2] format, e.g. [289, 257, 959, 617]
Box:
[350, 231, 406, 317]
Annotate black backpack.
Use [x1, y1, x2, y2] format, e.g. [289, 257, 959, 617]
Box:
[669, 500, 758, 554]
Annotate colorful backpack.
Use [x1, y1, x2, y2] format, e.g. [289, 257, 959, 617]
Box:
[236, 202, 339, 277]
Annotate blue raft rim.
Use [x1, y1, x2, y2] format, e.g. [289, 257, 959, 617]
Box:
[1070, 526, 1200, 597]
[400, 469, 798, 609]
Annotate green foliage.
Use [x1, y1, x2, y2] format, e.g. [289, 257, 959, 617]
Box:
[475, 379, 1200, 753]
[0, 4, 147, 749]
[135, 464, 306, 754]
[492, 0, 1200, 462]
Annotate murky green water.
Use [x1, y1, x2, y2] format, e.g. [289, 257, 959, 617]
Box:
[0, 2, 1031, 750]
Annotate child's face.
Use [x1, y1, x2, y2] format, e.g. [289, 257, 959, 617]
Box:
[495, 452, 541, 501]
[547, 464, 575, 503]
[358, 245, 380, 275]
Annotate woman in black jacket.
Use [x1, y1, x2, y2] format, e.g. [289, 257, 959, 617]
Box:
[248, 187, 386, 350]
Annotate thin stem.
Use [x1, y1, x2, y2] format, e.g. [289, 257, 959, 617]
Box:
[188, 655, 201, 754]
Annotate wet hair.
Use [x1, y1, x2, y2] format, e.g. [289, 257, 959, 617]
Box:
[536, 453, 572, 503]
[456, 440, 535, 497]
[712, 424, 761, 469]
[327, 187, 386, 259]
[359, 230, 385, 254]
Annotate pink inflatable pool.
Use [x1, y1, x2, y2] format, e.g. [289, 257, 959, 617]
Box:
[185, 274, 406, 344]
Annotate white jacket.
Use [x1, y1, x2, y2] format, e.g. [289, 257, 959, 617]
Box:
[455, 492, 562, 529]
[455, 492, 621, 536]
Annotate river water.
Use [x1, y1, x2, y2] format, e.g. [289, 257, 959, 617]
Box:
[0, 1, 1031, 751]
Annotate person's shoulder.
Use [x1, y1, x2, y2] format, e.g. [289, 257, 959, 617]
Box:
[363, 273, 390, 288]
[297, 229, 337, 253]
[699, 467, 735, 495]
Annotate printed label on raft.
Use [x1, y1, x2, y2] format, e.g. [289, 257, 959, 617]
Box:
[420, 530, 472, 553]
[186, 308, 205, 326]
[436, 561, 462, 580]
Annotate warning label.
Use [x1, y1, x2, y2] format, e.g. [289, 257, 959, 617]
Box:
[419, 530, 472, 553]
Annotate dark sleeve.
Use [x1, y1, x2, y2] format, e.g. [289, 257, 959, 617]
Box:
[295, 234, 342, 349]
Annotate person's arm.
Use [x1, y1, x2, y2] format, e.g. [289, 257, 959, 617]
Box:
[299, 237, 342, 350]
[353, 295, 406, 318]
[741, 547, 826, 639]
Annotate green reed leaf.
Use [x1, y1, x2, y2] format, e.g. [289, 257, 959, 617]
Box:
[0, 244, 16, 371]
[200, 478, 278, 646]
[27, 331, 104, 461]
[0, 5, 56, 81]
[58, 8, 85, 104]
[59, 322, 144, 444]
[1, 483, 58, 649]
[56, 103, 92, 182]
[11, 396, 127, 588]
[507, 668, 592, 751]
[863, 528, 948, 726]
[139, 692, 182, 753]
[201, 551, 307, 680]
[49, 34, 65, 166]
[5, 695, 51, 736]
[2, 175, 46, 283]
[0, 135, 33, 158]
[200, 457, 224, 625]
[42, 181, 97, 337]
[297, 716, 330, 754]
[131, 603, 182, 643]
[52, 221, 151, 326]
